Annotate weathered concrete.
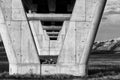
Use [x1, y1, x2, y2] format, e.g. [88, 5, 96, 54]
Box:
[40, 0, 106, 76]
[29, 20, 66, 55]
[58, 0, 106, 76]
[0, 0, 106, 77]
[0, 0, 40, 74]
[27, 14, 71, 21]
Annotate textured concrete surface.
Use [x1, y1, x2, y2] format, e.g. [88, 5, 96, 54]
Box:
[0, 0, 106, 76]
[0, 0, 40, 74]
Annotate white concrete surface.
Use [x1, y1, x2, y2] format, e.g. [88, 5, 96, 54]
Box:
[0, 0, 107, 76]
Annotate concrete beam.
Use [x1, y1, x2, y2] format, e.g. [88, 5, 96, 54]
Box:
[47, 32, 59, 35]
[27, 14, 71, 21]
[49, 36, 58, 39]
[43, 26, 61, 30]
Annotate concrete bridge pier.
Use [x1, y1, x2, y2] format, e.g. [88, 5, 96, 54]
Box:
[58, 0, 107, 76]
[0, 0, 107, 77]
[31, 0, 106, 76]
[0, 0, 40, 74]
[40, 0, 106, 76]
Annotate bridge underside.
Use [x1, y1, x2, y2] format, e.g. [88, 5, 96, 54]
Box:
[0, 0, 106, 76]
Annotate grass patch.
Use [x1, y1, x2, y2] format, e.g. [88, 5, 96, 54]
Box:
[0, 73, 82, 79]
[1, 53, 120, 80]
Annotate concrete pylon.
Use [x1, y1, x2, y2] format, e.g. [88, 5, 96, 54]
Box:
[0, 0, 40, 74]
[0, 0, 107, 77]
[57, 0, 107, 76]
[32, 0, 106, 76]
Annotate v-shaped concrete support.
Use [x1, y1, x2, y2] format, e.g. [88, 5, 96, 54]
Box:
[0, 0, 106, 76]
[0, 0, 40, 74]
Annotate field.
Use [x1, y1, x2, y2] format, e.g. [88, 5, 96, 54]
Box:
[1, 49, 120, 79]
[88, 53, 120, 80]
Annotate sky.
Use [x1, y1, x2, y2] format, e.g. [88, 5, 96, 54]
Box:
[95, 0, 120, 41]
[0, 0, 120, 42]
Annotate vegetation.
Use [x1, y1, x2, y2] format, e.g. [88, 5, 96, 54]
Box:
[0, 54, 119, 80]
[1, 40, 120, 79]
[87, 53, 120, 80]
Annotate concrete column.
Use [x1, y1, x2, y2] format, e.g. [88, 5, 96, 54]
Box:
[0, 0, 40, 74]
[57, 0, 107, 76]
[0, 6, 18, 74]
[29, 21, 49, 55]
